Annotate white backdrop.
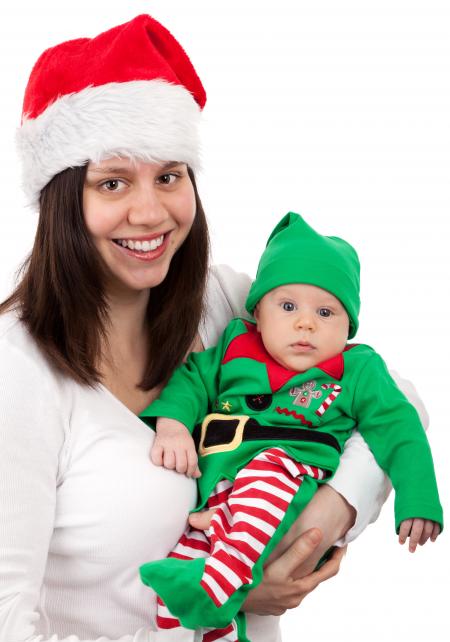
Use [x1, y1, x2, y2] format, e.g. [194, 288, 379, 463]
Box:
[0, 1, 448, 641]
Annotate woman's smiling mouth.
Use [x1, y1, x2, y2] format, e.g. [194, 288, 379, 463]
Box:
[111, 232, 171, 261]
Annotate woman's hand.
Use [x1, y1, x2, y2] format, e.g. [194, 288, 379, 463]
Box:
[266, 484, 356, 567]
[242, 485, 354, 615]
[243, 529, 346, 615]
[188, 484, 352, 616]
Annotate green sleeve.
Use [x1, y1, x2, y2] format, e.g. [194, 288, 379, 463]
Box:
[353, 352, 443, 532]
[140, 319, 241, 433]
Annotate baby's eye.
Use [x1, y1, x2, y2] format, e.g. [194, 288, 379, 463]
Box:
[319, 308, 332, 317]
[282, 302, 296, 312]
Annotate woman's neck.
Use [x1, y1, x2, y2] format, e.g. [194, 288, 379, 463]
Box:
[98, 288, 158, 413]
[103, 288, 150, 365]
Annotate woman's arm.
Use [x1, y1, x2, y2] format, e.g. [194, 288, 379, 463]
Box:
[189, 507, 348, 617]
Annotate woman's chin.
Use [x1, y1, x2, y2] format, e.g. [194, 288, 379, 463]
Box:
[104, 270, 167, 299]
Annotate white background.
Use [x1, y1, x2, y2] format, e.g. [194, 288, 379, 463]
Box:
[0, 1, 449, 641]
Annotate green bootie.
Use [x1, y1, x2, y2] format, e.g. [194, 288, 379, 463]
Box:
[140, 556, 250, 630]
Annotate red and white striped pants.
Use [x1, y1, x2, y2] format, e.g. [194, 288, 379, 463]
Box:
[157, 447, 326, 642]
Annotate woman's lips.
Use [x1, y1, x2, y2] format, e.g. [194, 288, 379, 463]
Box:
[111, 231, 171, 262]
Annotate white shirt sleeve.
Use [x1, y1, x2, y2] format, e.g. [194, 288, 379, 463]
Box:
[202, 265, 430, 547]
[0, 325, 189, 642]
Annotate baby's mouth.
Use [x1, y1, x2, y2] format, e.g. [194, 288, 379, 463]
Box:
[291, 341, 315, 351]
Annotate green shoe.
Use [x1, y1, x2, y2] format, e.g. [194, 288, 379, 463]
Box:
[140, 556, 248, 630]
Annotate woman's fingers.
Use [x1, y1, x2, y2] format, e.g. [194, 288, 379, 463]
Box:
[285, 546, 347, 609]
[242, 530, 344, 616]
[268, 528, 323, 578]
[292, 544, 346, 584]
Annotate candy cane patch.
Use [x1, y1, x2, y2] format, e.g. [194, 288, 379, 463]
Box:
[315, 384, 342, 417]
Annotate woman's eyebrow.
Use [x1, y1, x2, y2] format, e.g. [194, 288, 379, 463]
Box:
[88, 166, 132, 175]
[160, 161, 185, 170]
[88, 161, 183, 175]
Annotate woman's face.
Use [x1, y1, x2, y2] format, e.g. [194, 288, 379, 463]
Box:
[83, 158, 196, 296]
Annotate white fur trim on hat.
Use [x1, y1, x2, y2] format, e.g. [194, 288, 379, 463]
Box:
[17, 80, 201, 210]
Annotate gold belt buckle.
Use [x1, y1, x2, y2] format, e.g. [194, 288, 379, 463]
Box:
[199, 413, 248, 456]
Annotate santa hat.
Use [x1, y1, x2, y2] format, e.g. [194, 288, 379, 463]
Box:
[245, 213, 361, 338]
[17, 14, 206, 209]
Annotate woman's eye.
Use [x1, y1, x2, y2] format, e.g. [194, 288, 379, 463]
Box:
[319, 308, 332, 317]
[157, 173, 177, 185]
[282, 302, 296, 312]
[101, 179, 125, 192]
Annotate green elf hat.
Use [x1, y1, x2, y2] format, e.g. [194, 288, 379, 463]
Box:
[245, 212, 361, 339]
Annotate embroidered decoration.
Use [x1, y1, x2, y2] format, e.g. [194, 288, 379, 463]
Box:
[221, 400, 232, 412]
[315, 384, 342, 417]
[245, 394, 272, 411]
[289, 381, 322, 408]
[275, 406, 313, 427]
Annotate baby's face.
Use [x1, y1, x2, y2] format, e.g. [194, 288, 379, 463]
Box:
[254, 283, 350, 372]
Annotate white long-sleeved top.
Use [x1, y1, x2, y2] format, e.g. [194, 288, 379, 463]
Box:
[0, 265, 428, 642]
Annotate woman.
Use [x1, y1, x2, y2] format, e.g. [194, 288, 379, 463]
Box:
[0, 14, 427, 642]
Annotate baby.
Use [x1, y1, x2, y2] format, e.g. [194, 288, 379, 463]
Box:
[140, 213, 442, 642]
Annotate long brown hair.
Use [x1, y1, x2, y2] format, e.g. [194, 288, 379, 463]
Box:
[0, 165, 210, 389]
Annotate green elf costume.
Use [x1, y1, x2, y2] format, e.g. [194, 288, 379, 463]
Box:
[140, 213, 443, 642]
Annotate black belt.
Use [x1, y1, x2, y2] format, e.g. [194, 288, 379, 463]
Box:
[193, 414, 341, 456]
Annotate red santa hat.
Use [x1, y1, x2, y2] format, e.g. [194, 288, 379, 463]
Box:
[17, 14, 206, 209]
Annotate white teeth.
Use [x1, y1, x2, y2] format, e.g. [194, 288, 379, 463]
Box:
[115, 235, 165, 252]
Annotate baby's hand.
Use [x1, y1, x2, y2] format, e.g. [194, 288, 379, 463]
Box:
[398, 518, 441, 553]
[151, 417, 201, 478]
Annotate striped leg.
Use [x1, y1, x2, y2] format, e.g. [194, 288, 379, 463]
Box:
[207, 479, 234, 510]
[156, 526, 211, 630]
[201, 620, 239, 642]
[158, 598, 238, 642]
[200, 447, 326, 607]
[157, 479, 239, 640]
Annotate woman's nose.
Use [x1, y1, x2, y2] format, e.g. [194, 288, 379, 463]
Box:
[127, 185, 167, 227]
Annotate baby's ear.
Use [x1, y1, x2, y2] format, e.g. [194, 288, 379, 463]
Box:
[253, 303, 261, 331]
